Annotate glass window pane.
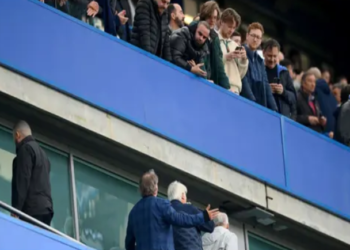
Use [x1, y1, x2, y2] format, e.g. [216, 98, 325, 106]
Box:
[0, 127, 15, 215]
[41, 145, 74, 237]
[248, 233, 291, 250]
[74, 159, 139, 250]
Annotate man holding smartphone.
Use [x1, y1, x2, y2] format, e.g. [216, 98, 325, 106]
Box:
[218, 8, 248, 94]
[263, 39, 297, 119]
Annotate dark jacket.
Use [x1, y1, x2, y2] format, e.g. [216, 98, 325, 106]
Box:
[334, 101, 350, 146]
[241, 45, 278, 111]
[66, 0, 117, 36]
[273, 65, 297, 119]
[171, 200, 214, 250]
[131, 0, 171, 61]
[296, 90, 324, 133]
[110, 0, 132, 41]
[189, 22, 230, 89]
[125, 196, 210, 250]
[170, 27, 210, 78]
[11, 136, 53, 216]
[314, 79, 338, 132]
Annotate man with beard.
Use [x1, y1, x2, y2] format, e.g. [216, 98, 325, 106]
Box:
[168, 4, 185, 33]
[263, 39, 296, 119]
[170, 21, 211, 79]
[189, 1, 230, 89]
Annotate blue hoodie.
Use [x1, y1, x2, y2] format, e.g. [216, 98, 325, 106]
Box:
[314, 79, 338, 132]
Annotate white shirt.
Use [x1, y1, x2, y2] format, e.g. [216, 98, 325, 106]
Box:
[202, 226, 238, 250]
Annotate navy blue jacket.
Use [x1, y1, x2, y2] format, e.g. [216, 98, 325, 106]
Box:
[125, 196, 209, 250]
[314, 79, 338, 132]
[241, 45, 277, 111]
[274, 65, 297, 119]
[171, 200, 215, 250]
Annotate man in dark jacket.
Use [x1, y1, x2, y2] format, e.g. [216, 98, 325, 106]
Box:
[296, 73, 327, 133]
[315, 78, 338, 133]
[52, 0, 118, 36]
[110, 0, 131, 41]
[11, 121, 53, 226]
[241, 22, 277, 111]
[334, 100, 350, 147]
[167, 181, 214, 250]
[263, 39, 296, 119]
[125, 170, 219, 250]
[189, 1, 230, 89]
[131, 0, 172, 61]
[170, 21, 210, 78]
[334, 85, 350, 146]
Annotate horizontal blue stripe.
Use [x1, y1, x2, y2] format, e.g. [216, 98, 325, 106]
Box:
[1, 0, 350, 222]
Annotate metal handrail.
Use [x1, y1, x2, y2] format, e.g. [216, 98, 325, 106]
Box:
[0, 200, 84, 246]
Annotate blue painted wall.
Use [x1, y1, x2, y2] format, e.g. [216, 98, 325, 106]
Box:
[0, 213, 90, 250]
[0, 0, 349, 220]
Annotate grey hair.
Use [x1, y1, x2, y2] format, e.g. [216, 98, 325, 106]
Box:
[139, 169, 159, 197]
[167, 181, 187, 201]
[13, 120, 32, 137]
[214, 212, 229, 226]
[307, 67, 322, 79]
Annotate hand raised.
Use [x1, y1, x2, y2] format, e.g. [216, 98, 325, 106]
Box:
[206, 204, 219, 220]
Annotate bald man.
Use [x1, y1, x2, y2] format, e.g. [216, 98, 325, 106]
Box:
[11, 121, 53, 226]
[168, 3, 185, 32]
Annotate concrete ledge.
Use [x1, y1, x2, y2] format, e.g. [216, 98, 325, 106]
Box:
[267, 186, 350, 245]
[1, 66, 349, 245]
[0, 66, 266, 207]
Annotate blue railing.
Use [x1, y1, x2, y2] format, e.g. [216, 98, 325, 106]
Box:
[0, 212, 89, 250]
[0, 0, 350, 220]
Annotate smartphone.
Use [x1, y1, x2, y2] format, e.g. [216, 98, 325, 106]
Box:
[273, 77, 280, 84]
[235, 46, 242, 51]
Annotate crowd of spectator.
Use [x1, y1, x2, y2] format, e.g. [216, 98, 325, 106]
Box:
[38, 0, 350, 146]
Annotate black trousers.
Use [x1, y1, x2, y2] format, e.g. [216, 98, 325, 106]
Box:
[21, 213, 54, 229]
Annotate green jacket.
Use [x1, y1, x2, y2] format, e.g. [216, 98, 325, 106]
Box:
[189, 21, 230, 89]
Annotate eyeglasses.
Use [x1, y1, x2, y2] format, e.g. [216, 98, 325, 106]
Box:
[249, 33, 262, 40]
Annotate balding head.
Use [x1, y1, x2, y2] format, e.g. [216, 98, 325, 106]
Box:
[13, 120, 32, 144]
[139, 169, 159, 197]
[168, 3, 184, 30]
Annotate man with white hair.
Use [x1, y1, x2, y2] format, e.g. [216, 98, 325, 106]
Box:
[202, 212, 238, 250]
[11, 121, 54, 226]
[125, 173, 219, 250]
[307, 67, 338, 136]
[168, 181, 215, 250]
